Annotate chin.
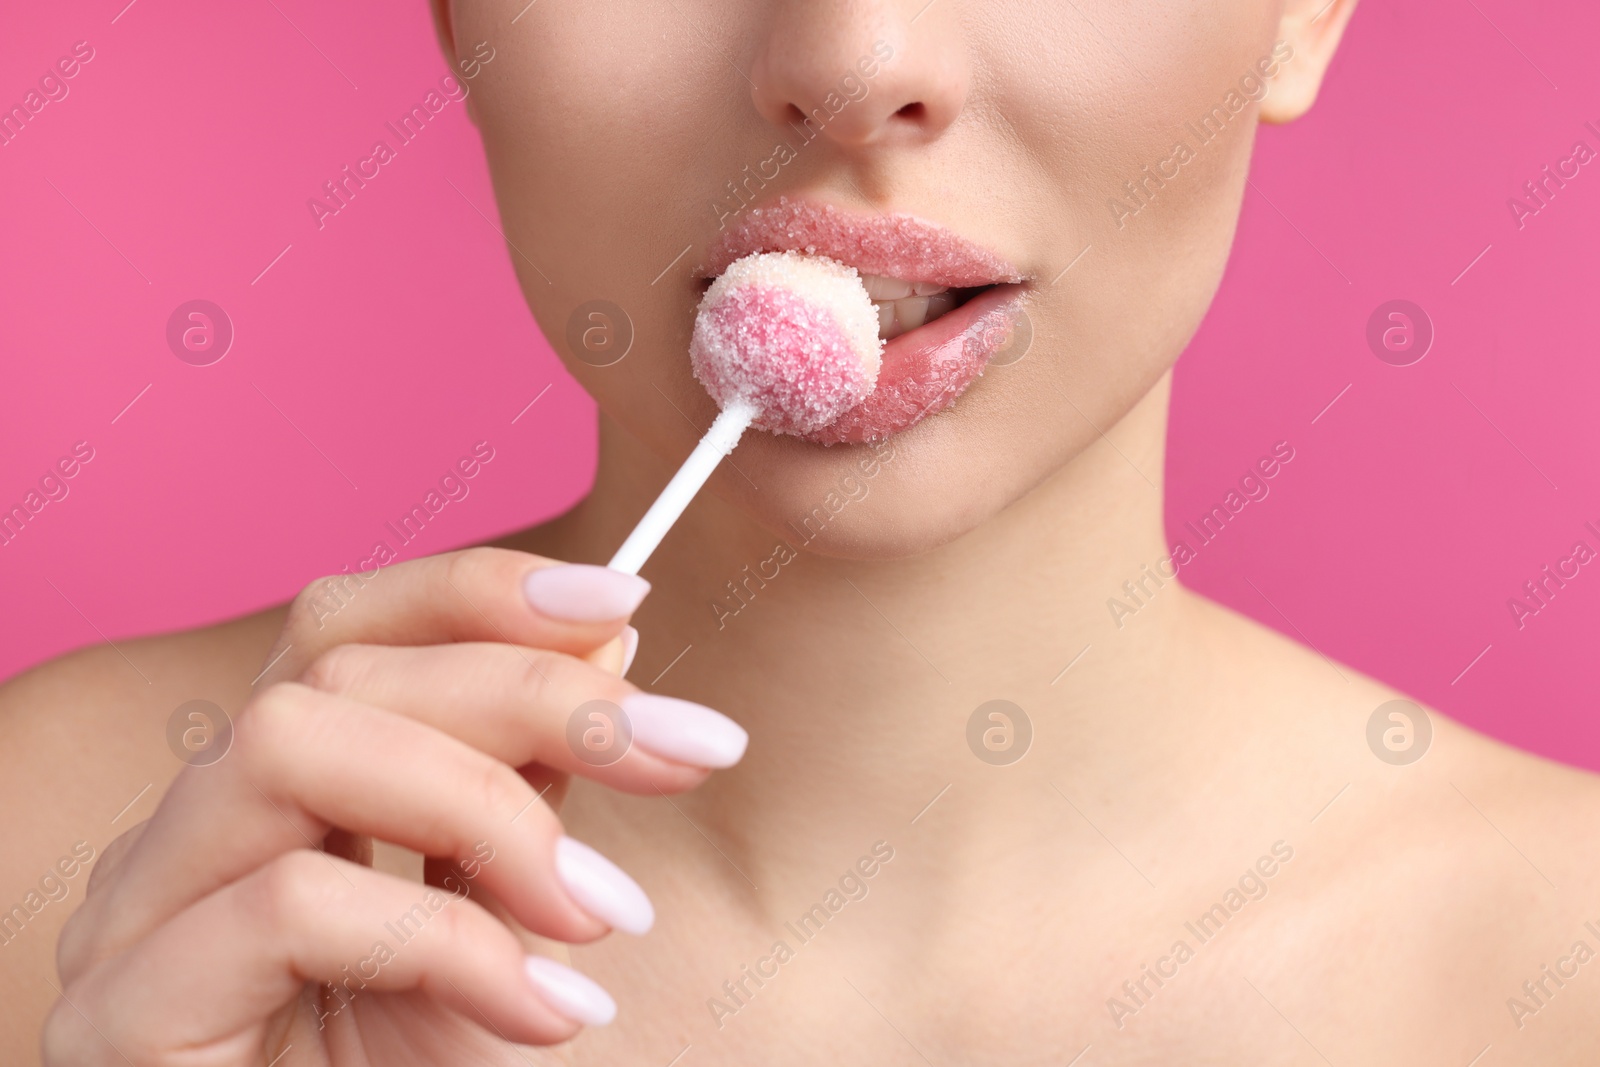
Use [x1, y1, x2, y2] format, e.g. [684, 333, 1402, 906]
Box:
[682, 379, 1073, 562]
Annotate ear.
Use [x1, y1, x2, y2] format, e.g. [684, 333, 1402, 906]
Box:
[1260, 0, 1360, 124]
[429, 0, 458, 60]
[429, 0, 484, 127]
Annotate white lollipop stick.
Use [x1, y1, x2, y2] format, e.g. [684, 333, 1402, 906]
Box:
[605, 251, 884, 577]
[607, 399, 756, 575]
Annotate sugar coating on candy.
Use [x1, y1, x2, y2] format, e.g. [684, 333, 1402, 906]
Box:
[691, 252, 882, 436]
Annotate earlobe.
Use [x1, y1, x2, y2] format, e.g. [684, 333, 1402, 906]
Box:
[429, 0, 459, 64]
[429, 0, 482, 129]
[1259, 0, 1361, 125]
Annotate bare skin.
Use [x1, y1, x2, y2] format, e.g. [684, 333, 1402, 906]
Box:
[5, 376, 1600, 1064]
[5, 0, 1599, 1062]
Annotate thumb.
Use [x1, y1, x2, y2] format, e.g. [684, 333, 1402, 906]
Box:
[583, 625, 638, 678]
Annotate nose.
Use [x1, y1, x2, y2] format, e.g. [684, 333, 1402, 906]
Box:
[747, 2, 970, 149]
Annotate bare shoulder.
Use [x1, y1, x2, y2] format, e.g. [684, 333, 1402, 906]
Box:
[0, 607, 284, 1057]
[1385, 719, 1600, 1062]
[1187, 590, 1600, 1061]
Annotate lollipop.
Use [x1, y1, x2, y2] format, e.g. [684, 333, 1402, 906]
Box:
[690, 252, 882, 436]
[608, 252, 882, 574]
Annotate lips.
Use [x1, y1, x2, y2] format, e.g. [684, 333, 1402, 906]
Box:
[809, 284, 1026, 444]
[701, 197, 1029, 443]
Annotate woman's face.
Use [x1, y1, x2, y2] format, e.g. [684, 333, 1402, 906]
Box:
[437, 0, 1313, 558]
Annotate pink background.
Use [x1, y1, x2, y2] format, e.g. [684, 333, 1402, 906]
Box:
[3, 3, 1596, 767]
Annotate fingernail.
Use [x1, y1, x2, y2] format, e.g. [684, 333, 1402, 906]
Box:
[524, 955, 616, 1026]
[619, 625, 639, 677]
[523, 565, 650, 623]
[620, 693, 748, 769]
[555, 836, 654, 935]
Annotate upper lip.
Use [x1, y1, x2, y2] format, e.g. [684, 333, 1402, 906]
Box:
[701, 196, 1025, 289]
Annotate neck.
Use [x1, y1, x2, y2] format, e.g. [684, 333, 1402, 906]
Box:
[518, 372, 1220, 886]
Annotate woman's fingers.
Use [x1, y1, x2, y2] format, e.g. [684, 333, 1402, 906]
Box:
[65, 684, 666, 977]
[70, 638, 746, 965]
[83, 822, 147, 897]
[260, 547, 652, 685]
[43, 852, 598, 1066]
[48, 550, 691, 1061]
[298, 640, 746, 787]
[591, 623, 640, 677]
[68, 637, 746, 985]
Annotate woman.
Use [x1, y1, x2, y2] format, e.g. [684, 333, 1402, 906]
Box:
[7, 0, 1597, 1062]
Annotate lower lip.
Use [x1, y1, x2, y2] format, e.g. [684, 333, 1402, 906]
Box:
[804, 284, 1027, 445]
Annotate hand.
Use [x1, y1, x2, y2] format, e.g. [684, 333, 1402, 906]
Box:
[43, 547, 747, 1065]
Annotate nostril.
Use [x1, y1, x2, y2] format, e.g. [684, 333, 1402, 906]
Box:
[894, 102, 926, 121]
[783, 103, 808, 125]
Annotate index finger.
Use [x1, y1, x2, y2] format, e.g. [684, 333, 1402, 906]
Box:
[258, 547, 650, 683]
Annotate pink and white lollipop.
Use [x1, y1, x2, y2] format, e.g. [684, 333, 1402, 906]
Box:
[690, 252, 882, 436]
[608, 252, 882, 574]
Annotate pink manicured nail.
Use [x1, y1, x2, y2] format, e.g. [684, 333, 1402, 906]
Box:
[555, 836, 654, 935]
[620, 693, 748, 769]
[619, 625, 639, 677]
[524, 955, 616, 1026]
[523, 565, 650, 622]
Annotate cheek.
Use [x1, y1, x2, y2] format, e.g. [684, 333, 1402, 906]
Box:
[469, 3, 731, 275]
[990, 2, 1276, 402]
[464, 2, 750, 420]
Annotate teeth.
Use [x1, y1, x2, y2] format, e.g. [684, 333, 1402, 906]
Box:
[860, 274, 960, 340]
[895, 295, 930, 332]
[858, 273, 951, 301]
[861, 274, 913, 301]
